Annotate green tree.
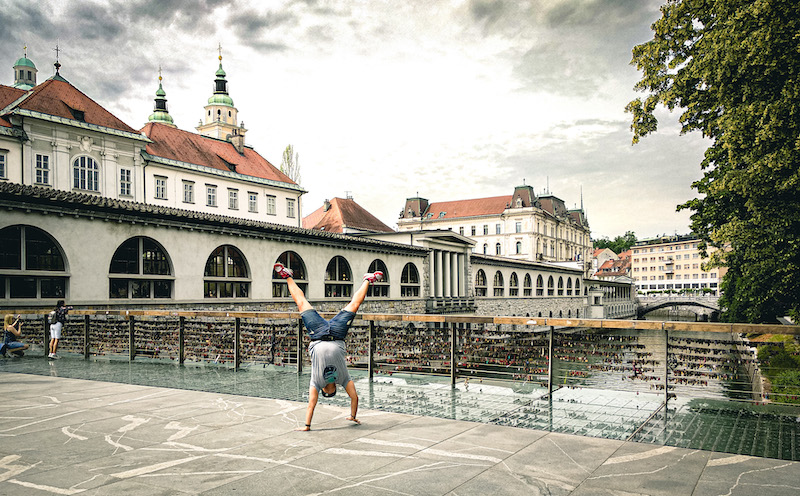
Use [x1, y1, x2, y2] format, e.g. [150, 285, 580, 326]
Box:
[627, 0, 800, 323]
[280, 144, 301, 184]
[593, 231, 637, 254]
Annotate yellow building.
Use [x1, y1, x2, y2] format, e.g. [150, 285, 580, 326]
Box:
[631, 235, 725, 295]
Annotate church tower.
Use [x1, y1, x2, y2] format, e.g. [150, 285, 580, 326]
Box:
[196, 45, 247, 152]
[147, 69, 176, 127]
[13, 46, 37, 90]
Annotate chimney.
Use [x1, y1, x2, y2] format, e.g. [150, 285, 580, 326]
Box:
[228, 127, 245, 154]
[323, 199, 331, 211]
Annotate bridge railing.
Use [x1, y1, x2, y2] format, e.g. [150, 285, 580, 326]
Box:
[6, 309, 800, 406]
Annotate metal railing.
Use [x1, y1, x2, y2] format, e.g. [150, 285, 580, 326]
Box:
[7, 309, 799, 406]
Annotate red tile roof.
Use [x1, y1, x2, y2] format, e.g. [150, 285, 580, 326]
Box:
[140, 122, 297, 185]
[0, 85, 26, 127]
[424, 196, 512, 219]
[303, 197, 394, 233]
[8, 78, 138, 133]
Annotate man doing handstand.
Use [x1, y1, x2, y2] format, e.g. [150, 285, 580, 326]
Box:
[274, 262, 383, 431]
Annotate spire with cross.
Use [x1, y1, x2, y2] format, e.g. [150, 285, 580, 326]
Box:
[53, 42, 61, 74]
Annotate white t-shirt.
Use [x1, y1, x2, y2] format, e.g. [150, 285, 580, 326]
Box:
[309, 340, 351, 392]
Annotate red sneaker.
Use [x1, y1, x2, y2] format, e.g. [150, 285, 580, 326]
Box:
[274, 263, 294, 279]
[363, 271, 384, 283]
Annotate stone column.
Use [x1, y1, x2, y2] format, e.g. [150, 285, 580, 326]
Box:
[457, 253, 466, 297]
[450, 252, 458, 297]
[441, 250, 450, 297]
[435, 250, 443, 298]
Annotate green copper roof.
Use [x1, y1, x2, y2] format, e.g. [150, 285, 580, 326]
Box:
[148, 111, 174, 124]
[207, 94, 234, 106]
[156, 82, 166, 97]
[12, 82, 35, 90]
[14, 56, 36, 69]
[215, 63, 226, 77]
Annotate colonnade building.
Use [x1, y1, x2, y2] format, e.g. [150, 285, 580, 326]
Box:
[397, 186, 592, 274]
[1, 49, 631, 319]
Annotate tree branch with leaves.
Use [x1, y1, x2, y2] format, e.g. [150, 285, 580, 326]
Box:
[627, 0, 800, 323]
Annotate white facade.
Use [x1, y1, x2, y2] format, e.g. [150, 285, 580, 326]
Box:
[631, 235, 725, 295]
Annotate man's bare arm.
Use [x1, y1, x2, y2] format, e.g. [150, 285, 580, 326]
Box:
[297, 386, 319, 431]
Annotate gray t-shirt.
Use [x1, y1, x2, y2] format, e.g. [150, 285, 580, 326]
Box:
[309, 340, 351, 392]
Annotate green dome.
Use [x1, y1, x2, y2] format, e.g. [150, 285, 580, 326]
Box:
[14, 56, 36, 69]
[155, 83, 166, 98]
[215, 63, 226, 77]
[207, 94, 234, 106]
[148, 111, 174, 124]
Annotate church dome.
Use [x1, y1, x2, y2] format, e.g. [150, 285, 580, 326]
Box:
[207, 93, 234, 107]
[14, 56, 36, 69]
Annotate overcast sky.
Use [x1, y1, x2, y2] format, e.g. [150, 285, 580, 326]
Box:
[1, 0, 709, 240]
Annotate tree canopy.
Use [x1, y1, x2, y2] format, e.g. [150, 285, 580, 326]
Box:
[593, 231, 637, 254]
[627, 0, 800, 323]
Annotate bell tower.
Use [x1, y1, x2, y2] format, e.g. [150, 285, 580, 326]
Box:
[147, 67, 176, 127]
[13, 45, 37, 90]
[196, 44, 247, 150]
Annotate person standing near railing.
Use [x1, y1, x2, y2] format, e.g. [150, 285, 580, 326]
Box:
[274, 262, 383, 431]
[48, 300, 73, 359]
[1, 314, 29, 357]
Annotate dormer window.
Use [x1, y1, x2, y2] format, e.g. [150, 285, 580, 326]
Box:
[67, 106, 85, 122]
[516, 198, 522, 207]
[438, 212, 446, 218]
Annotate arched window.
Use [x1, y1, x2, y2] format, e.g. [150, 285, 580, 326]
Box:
[325, 256, 352, 298]
[495, 243, 501, 255]
[483, 243, 487, 254]
[273, 251, 306, 297]
[566, 277, 573, 296]
[493, 271, 504, 296]
[367, 259, 389, 297]
[401, 262, 420, 297]
[515, 241, 522, 254]
[0, 225, 67, 299]
[575, 278, 581, 295]
[536, 274, 544, 296]
[109, 237, 172, 298]
[204, 245, 250, 298]
[72, 156, 100, 191]
[509, 272, 519, 296]
[547, 276, 554, 296]
[523, 274, 532, 296]
[557, 276, 564, 296]
[475, 269, 487, 296]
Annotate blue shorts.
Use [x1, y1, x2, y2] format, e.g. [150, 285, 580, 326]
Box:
[301, 309, 356, 341]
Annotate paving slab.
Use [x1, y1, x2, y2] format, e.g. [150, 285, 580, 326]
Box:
[1, 372, 800, 496]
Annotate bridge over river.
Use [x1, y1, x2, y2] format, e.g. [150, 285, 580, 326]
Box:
[637, 295, 721, 319]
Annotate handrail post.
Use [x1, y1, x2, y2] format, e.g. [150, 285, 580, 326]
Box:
[178, 316, 185, 365]
[368, 319, 376, 381]
[450, 322, 457, 387]
[296, 318, 304, 375]
[83, 314, 90, 359]
[547, 326, 554, 398]
[128, 316, 135, 361]
[664, 328, 669, 405]
[234, 317, 241, 370]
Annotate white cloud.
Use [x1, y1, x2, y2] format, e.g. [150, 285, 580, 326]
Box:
[0, 0, 708, 239]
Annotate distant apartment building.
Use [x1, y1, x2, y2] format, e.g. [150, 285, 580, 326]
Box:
[631, 235, 725, 295]
[397, 185, 591, 268]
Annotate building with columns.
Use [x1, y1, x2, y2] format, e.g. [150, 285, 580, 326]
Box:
[0, 48, 304, 227]
[397, 185, 592, 272]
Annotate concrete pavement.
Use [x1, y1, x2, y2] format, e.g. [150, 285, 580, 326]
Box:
[1, 372, 799, 495]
